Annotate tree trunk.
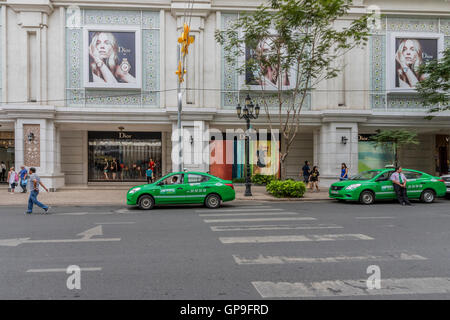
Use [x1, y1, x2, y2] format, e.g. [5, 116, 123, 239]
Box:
[280, 157, 287, 181]
[279, 136, 288, 180]
[394, 143, 398, 167]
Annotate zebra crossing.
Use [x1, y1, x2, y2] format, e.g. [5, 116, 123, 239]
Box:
[197, 203, 450, 299]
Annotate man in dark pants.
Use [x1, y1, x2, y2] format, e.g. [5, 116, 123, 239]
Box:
[390, 166, 411, 206]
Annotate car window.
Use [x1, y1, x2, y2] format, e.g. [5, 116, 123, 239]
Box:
[350, 171, 381, 181]
[376, 171, 394, 181]
[403, 171, 422, 180]
[188, 174, 210, 183]
[159, 174, 184, 185]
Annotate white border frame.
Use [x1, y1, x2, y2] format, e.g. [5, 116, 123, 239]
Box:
[83, 25, 142, 89]
[386, 32, 444, 93]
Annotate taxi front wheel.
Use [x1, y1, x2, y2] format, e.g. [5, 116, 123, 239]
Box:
[359, 190, 375, 205]
[205, 194, 221, 209]
[138, 195, 155, 210]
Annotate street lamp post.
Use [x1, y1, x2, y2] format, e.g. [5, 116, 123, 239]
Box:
[236, 94, 260, 197]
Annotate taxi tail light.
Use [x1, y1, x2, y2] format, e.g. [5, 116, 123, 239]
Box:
[225, 183, 234, 190]
[438, 179, 445, 182]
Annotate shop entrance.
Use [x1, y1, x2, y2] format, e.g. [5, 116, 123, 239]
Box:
[88, 131, 162, 182]
[435, 135, 449, 175]
[0, 132, 15, 184]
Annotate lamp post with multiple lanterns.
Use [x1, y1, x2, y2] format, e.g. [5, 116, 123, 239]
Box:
[236, 94, 260, 196]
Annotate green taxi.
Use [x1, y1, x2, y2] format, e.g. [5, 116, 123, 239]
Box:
[127, 171, 235, 210]
[329, 168, 446, 205]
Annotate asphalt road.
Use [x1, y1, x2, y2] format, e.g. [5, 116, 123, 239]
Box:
[1, 198, 450, 300]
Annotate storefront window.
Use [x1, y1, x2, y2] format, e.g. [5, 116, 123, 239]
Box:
[88, 131, 162, 182]
[0, 132, 15, 183]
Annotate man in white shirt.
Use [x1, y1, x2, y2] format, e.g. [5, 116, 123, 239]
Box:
[389, 166, 411, 206]
[25, 167, 50, 214]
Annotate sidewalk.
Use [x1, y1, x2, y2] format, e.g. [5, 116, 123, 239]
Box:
[0, 184, 330, 206]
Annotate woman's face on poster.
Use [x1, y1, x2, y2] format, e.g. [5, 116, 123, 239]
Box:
[400, 40, 419, 66]
[95, 33, 115, 59]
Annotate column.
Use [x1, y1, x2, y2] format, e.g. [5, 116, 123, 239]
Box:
[316, 122, 358, 187]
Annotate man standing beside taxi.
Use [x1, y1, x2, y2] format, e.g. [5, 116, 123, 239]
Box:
[390, 166, 412, 206]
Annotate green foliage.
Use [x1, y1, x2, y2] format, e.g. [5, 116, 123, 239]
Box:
[252, 174, 277, 185]
[371, 129, 419, 146]
[232, 178, 246, 183]
[215, 0, 371, 179]
[416, 47, 450, 114]
[266, 180, 306, 198]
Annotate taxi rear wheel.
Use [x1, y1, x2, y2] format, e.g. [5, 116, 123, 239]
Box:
[205, 193, 221, 209]
[359, 190, 375, 205]
[138, 195, 155, 210]
[420, 189, 435, 203]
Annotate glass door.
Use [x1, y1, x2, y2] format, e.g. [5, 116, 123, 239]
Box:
[88, 132, 162, 182]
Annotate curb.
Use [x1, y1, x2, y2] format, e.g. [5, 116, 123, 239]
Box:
[235, 197, 331, 201]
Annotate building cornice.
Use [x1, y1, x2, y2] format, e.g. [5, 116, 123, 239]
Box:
[7, 0, 53, 15]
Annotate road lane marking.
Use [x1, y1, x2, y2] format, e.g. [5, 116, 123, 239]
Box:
[233, 253, 427, 265]
[0, 225, 121, 247]
[197, 208, 283, 213]
[197, 205, 272, 211]
[210, 224, 343, 232]
[94, 222, 135, 225]
[54, 212, 114, 216]
[219, 234, 373, 244]
[203, 217, 316, 223]
[199, 211, 299, 217]
[27, 267, 102, 273]
[25, 238, 121, 244]
[355, 217, 396, 220]
[252, 277, 450, 298]
[77, 226, 103, 240]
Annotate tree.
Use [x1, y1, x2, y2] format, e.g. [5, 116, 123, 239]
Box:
[215, 0, 371, 179]
[370, 129, 419, 167]
[416, 47, 450, 115]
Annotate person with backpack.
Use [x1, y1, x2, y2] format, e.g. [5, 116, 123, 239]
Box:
[301, 161, 311, 184]
[19, 165, 28, 193]
[308, 166, 320, 192]
[7, 167, 19, 193]
[146, 167, 153, 184]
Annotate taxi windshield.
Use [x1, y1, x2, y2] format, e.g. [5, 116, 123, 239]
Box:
[350, 171, 381, 181]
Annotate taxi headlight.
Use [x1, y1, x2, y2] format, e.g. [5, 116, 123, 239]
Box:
[345, 184, 361, 191]
[128, 187, 141, 194]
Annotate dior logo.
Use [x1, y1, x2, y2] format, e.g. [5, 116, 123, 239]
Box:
[119, 47, 131, 54]
[119, 132, 132, 139]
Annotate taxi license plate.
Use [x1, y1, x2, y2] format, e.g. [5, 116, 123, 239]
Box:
[331, 191, 339, 194]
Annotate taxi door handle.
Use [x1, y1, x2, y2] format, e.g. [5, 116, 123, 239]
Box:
[177, 187, 184, 190]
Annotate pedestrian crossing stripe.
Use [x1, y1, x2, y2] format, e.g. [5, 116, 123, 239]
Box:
[210, 224, 343, 232]
[219, 233, 374, 244]
[233, 253, 427, 265]
[252, 277, 450, 298]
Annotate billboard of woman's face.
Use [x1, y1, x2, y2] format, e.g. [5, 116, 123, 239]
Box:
[394, 38, 437, 88]
[245, 38, 294, 90]
[85, 29, 141, 88]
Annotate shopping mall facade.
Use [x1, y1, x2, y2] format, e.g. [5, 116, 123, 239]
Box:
[0, 0, 449, 190]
